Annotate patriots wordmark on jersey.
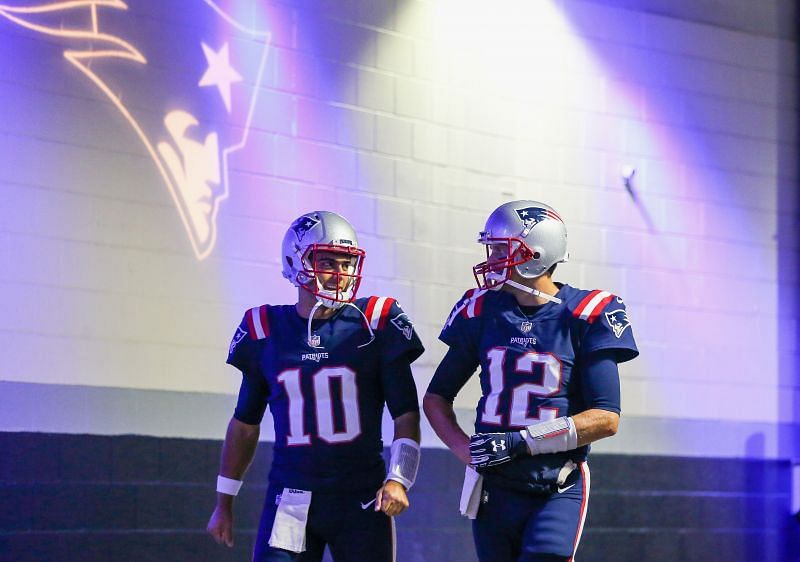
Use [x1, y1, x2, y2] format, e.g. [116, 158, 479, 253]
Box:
[227, 296, 424, 492]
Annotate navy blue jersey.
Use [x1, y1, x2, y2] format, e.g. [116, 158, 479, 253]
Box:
[433, 284, 637, 491]
[227, 297, 424, 492]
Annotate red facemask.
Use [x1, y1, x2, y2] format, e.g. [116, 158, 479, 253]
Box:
[472, 237, 534, 290]
[298, 244, 366, 304]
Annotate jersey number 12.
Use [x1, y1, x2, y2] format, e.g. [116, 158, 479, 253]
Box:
[482, 348, 563, 427]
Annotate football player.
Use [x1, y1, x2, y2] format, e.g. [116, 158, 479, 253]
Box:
[423, 200, 638, 562]
[207, 211, 424, 562]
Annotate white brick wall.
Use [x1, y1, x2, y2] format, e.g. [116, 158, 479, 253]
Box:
[0, 0, 796, 456]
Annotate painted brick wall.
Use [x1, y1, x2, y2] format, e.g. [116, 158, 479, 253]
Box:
[0, 0, 797, 463]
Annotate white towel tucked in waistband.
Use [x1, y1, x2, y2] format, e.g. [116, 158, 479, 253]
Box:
[268, 488, 312, 553]
[459, 466, 483, 520]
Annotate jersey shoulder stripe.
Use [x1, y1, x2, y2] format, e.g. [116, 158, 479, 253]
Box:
[461, 288, 488, 319]
[444, 288, 488, 328]
[572, 290, 614, 324]
[246, 304, 270, 340]
[365, 296, 397, 330]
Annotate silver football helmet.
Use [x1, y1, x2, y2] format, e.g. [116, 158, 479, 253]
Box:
[281, 211, 365, 309]
[473, 200, 568, 290]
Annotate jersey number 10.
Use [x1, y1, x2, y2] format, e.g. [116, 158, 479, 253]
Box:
[277, 367, 361, 445]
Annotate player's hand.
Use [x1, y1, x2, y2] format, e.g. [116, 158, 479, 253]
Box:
[374, 479, 410, 517]
[455, 443, 472, 466]
[207, 504, 235, 547]
[469, 431, 528, 469]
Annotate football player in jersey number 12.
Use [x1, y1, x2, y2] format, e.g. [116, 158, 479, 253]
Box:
[424, 200, 639, 562]
[207, 211, 424, 562]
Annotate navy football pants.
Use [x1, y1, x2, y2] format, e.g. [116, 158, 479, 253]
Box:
[253, 485, 395, 562]
[473, 462, 590, 562]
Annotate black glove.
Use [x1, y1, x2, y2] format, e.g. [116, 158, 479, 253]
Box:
[468, 431, 528, 469]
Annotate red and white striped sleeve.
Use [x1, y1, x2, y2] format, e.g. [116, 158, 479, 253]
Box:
[572, 290, 615, 324]
[364, 296, 396, 331]
[245, 304, 271, 340]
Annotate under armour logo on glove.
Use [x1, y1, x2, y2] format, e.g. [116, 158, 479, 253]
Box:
[469, 432, 528, 469]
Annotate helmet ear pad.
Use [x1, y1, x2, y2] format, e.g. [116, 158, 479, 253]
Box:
[514, 245, 548, 279]
[295, 270, 314, 286]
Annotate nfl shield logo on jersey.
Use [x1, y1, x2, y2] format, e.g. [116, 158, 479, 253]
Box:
[308, 333, 321, 347]
[605, 309, 631, 338]
[520, 321, 533, 333]
[390, 313, 414, 341]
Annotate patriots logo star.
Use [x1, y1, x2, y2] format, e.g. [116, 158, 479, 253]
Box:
[199, 42, 242, 113]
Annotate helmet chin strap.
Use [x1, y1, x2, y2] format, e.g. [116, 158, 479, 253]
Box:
[306, 297, 375, 349]
[504, 278, 562, 304]
[307, 300, 326, 348]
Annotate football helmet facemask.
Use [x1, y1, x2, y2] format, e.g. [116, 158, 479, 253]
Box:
[473, 200, 568, 290]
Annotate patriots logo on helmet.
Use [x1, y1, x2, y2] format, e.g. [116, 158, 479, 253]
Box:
[291, 216, 320, 242]
[390, 313, 414, 341]
[515, 207, 563, 231]
[604, 309, 631, 338]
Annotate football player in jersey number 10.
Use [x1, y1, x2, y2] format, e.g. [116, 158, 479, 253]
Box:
[424, 200, 639, 562]
[207, 211, 424, 562]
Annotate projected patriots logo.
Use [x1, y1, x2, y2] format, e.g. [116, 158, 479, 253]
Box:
[604, 309, 631, 338]
[515, 207, 562, 231]
[0, 0, 271, 260]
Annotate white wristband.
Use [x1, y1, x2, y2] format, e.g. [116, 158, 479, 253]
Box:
[217, 475, 243, 496]
[385, 438, 421, 490]
[521, 416, 578, 456]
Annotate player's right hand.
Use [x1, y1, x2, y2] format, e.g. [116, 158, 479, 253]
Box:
[207, 505, 235, 547]
[375, 479, 410, 517]
[468, 431, 528, 469]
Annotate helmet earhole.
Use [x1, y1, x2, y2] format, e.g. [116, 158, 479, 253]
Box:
[533, 252, 541, 260]
[286, 256, 294, 267]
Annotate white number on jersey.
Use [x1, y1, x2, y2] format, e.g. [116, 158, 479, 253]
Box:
[482, 348, 562, 427]
[277, 366, 362, 445]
